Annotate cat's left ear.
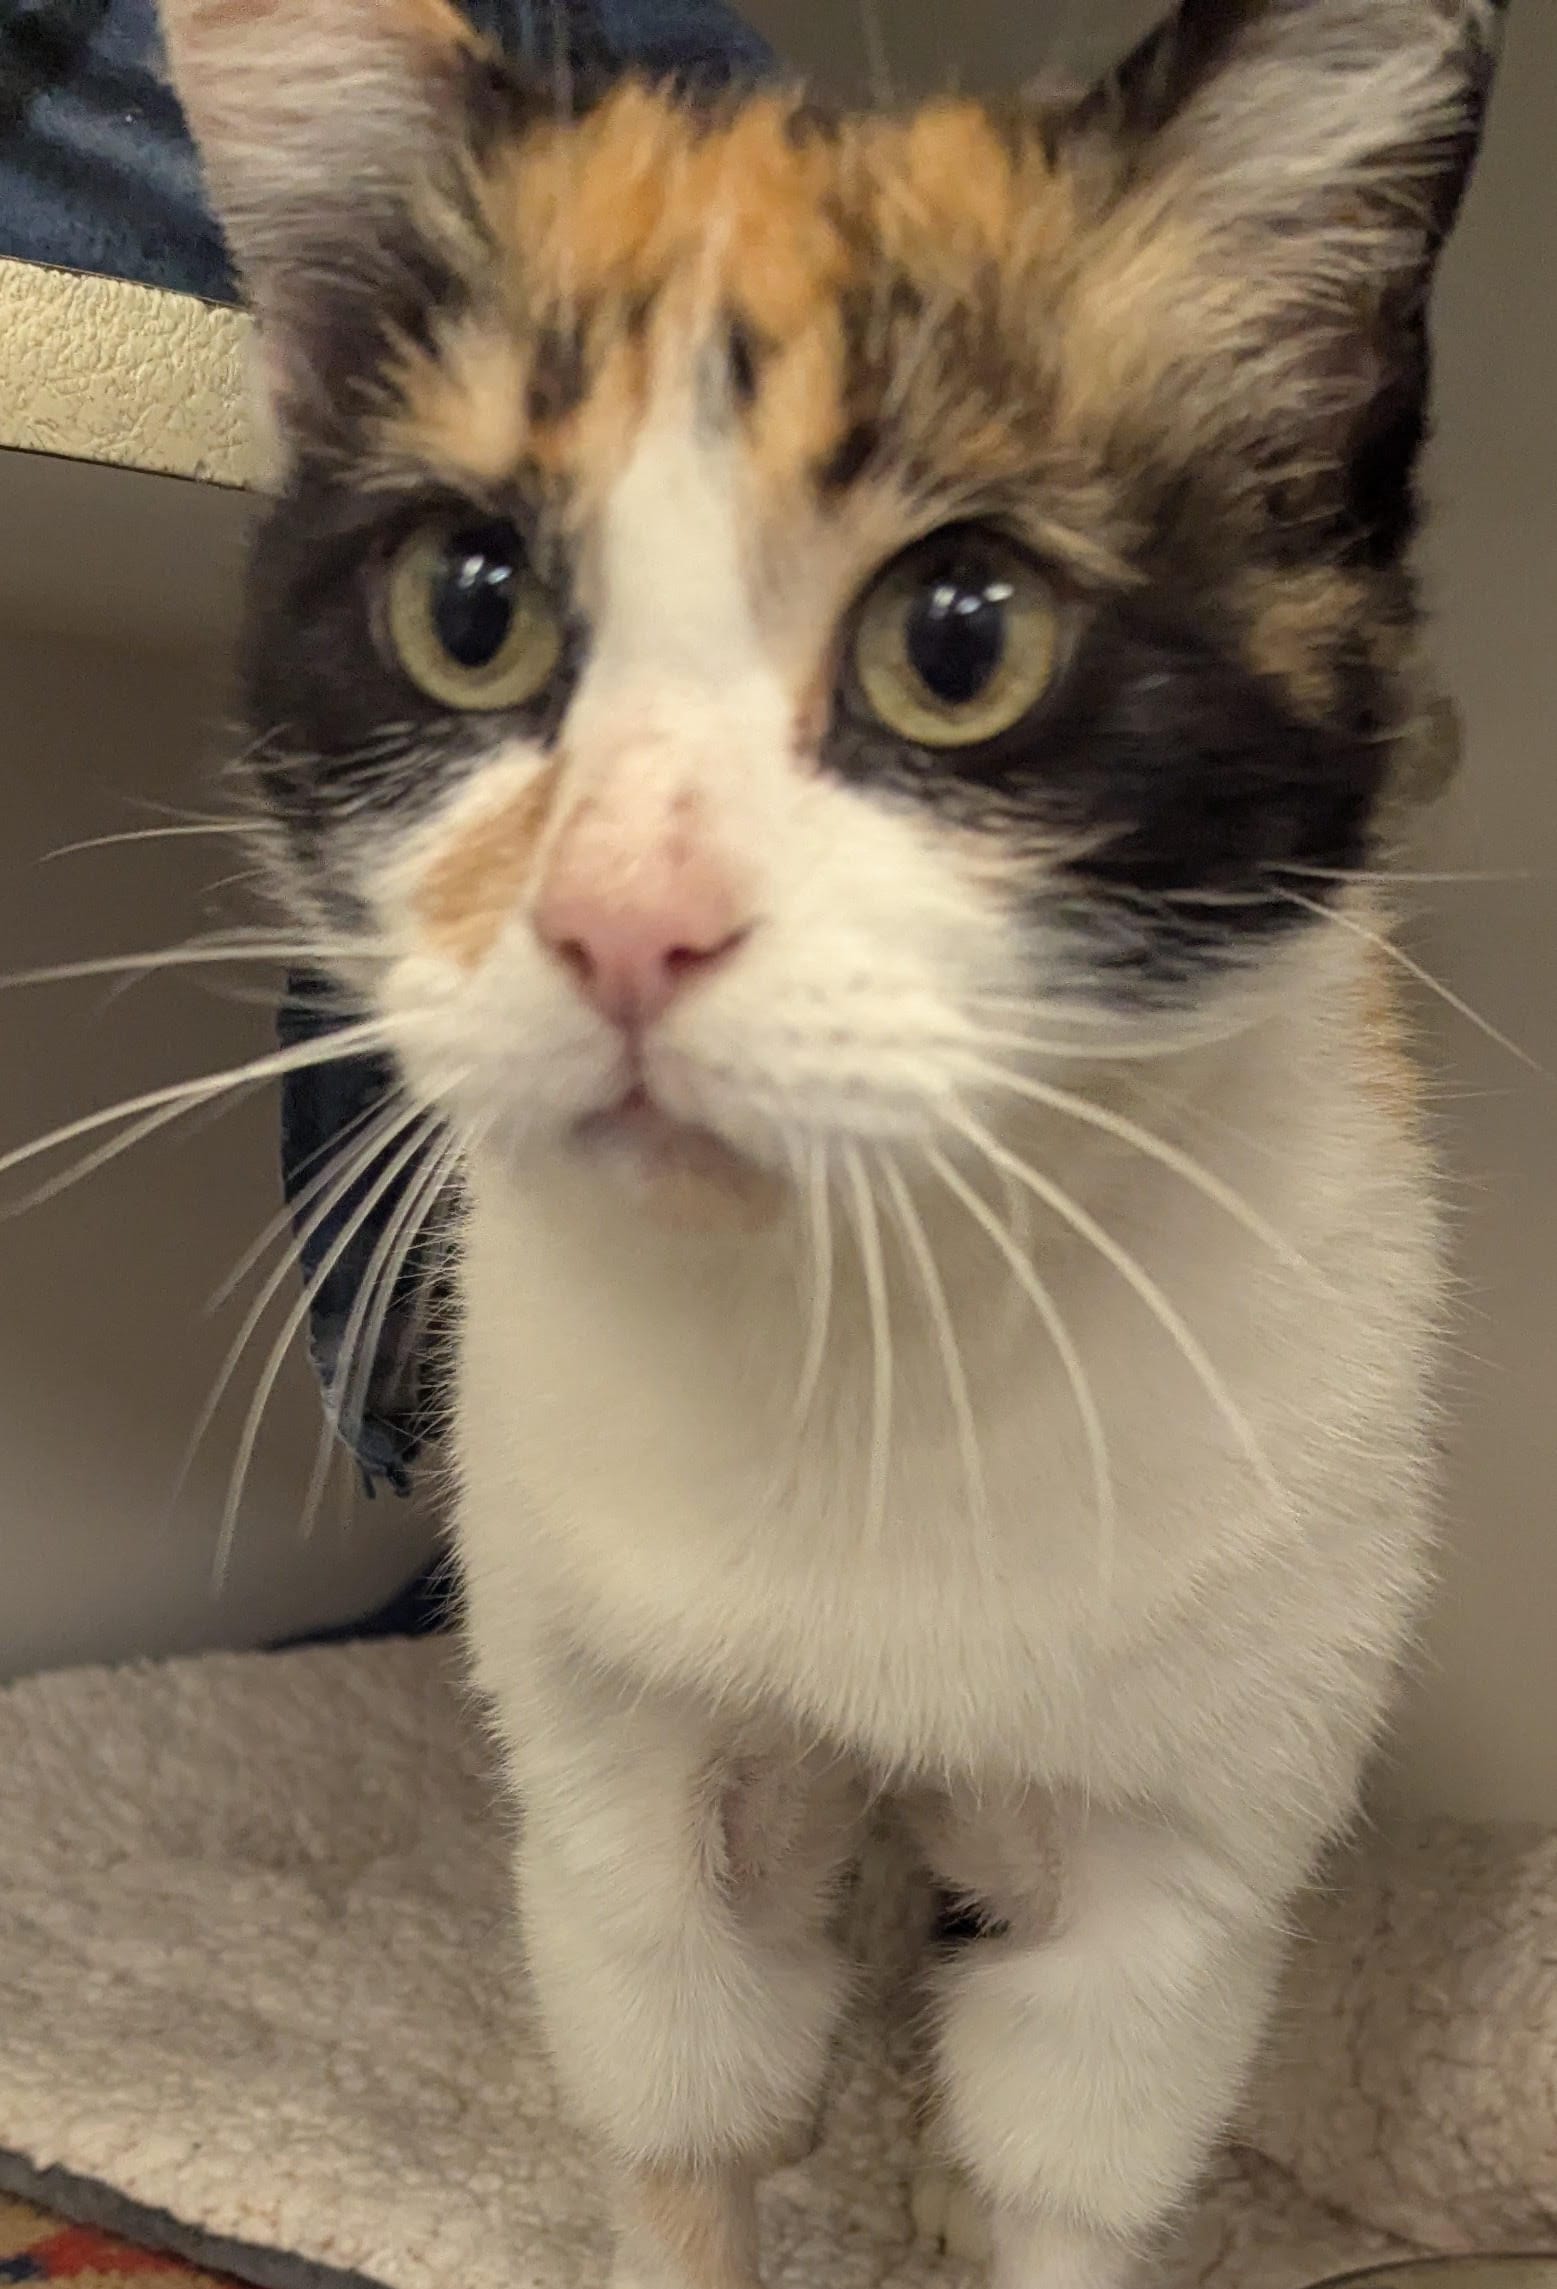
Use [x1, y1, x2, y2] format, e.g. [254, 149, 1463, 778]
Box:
[1097, 0, 1507, 233]
[1073, 0, 1508, 553]
[158, 0, 506, 432]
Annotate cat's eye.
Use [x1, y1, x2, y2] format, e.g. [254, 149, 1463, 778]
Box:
[850, 530, 1061, 750]
[386, 519, 562, 712]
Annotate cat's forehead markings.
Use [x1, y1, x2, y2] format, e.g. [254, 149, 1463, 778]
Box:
[391, 315, 531, 494]
[493, 88, 854, 337]
[377, 85, 1085, 508]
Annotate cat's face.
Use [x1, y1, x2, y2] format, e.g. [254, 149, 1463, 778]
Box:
[164, 0, 1502, 1191]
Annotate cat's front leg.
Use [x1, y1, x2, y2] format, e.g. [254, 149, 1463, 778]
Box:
[494, 1646, 861, 2289]
[914, 1797, 1287, 2289]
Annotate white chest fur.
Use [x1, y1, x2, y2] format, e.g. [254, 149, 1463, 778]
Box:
[456, 942, 1442, 1854]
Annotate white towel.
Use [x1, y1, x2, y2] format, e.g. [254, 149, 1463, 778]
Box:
[0, 1640, 1550, 2289]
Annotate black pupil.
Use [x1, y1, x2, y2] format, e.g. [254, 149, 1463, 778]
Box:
[906, 563, 1011, 708]
[433, 525, 521, 671]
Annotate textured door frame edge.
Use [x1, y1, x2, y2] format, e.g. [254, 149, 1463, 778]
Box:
[0, 257, 254, 489]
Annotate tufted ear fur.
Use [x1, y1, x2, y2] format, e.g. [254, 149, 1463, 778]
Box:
[1069, 0, 1508, 562]
[1101, 0, 1504, 242]
[157, 0, 526, 440]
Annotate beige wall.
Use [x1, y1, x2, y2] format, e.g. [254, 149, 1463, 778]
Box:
[0, 620, 436, 1673]
[736, 0, 1159, 90]
[1390, 0, 1557, 1822]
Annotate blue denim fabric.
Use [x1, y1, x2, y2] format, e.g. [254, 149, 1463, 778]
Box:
[2, 0, 774, 1492]
[0, 0, 771, 299]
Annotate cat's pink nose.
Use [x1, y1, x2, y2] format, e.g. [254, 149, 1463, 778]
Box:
[532, 824, 752, 1030]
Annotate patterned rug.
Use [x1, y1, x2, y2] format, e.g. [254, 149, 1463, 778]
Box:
[0, 2198, 239, 2285]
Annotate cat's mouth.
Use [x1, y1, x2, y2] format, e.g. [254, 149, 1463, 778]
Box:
[575, 1084, 733, 1174]
[571, 1086, 784, 1228]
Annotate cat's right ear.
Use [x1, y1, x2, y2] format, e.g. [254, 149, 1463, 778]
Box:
[158, 0, 496, 438]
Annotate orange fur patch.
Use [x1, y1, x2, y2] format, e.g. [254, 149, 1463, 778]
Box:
[1243, 570, 1365, 718]
[392, 318, 532, 494]
[375, 87, 1082, 517]
[416, 766, 561, 967]
[631, 2167, 758, 2289]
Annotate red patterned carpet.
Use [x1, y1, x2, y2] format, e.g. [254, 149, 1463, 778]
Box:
[0, 2198, 241, 2285]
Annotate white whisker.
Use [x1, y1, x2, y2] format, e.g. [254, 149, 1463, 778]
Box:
[209, 1093, 408, 1315]
[179, 1102, 428, 1533]
[0, 1017, 399, 1191]
[789, 1141, 836, 1447]
[843, 1143, 893, 1548]
[879, 1154, 989, 1535]
[950, 1110, 1283, 1509]
[927, 1144, 1115, 1579]
[0, 939, 388, 995]
[963, 996, 1255, 1063]
[41, 822, 261, 863]
[1275, 863, 1535, 889]
[297, 1124, 463, 1546]
[211, 1110, 444, 1589]
[1277, 887, 1547, 1076]
[299, 1126, 463, 1543]
[335, 1122, 464, 1457]
[965, 1058, 1329, 1292]
[4, 1075, 262, 1219]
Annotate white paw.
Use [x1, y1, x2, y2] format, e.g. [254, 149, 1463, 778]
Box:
[911, 2161, 994, 2266]
[989, 2214, 1138, 2289]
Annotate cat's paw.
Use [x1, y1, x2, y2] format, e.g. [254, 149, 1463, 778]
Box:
[911, 2160, 993, 2267]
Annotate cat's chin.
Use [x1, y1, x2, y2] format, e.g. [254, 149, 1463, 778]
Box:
[569, 1088, 787, 1233]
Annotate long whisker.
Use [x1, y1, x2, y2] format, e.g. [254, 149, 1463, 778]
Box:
[950, 1110, 1282, 1508]
[789, 1141, 836, 1447]
[209, 1090, 408, 1315]
[927, 1144, 1115, 1574]
[879, 1154, 989, 1534]
[0, 939, 389, 994]
[963, 1058, 1329, 1292]
[843, 1143, 893, 1547]
[41, 823, 262, 863]
[1275, 863, 1535, 889]
[3, 1074, 267, 1219]
[178, 1102, 428, 1532]
[303, 1124, 467, 1539]
[297, 1128, 456, 1540]
[962, 997, 1256, 1064]
[211, 1111, 444, 1588]
[1276, 887, 1547, 1076]
[335, 1119, 464, 1459]
[0, 1018, 398, 1188]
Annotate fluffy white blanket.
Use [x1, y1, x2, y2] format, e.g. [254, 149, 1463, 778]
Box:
[0, 1641, 1551, 2288]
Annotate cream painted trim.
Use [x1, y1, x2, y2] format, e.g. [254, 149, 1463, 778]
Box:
[0, 257, 255, 490]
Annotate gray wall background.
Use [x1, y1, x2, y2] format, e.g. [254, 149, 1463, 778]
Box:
[736, 0, 1160, 91]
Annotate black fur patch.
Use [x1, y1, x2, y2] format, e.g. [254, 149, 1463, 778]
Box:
[726, 313, 764, 409]
[528, 320, 590, 426]
[240, 479, 582, 893]
[817, 419, 882, 495]
[825, 572, 1388, 985]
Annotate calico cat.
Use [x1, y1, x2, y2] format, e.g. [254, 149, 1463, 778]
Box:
[157, 1, 1505, 2282]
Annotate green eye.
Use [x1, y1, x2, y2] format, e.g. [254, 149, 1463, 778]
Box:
[386, 518, 563, 712]
[852, 529, 1060, 749]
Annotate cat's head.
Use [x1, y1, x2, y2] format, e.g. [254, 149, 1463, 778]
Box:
[163, 0, 1503, 1195]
